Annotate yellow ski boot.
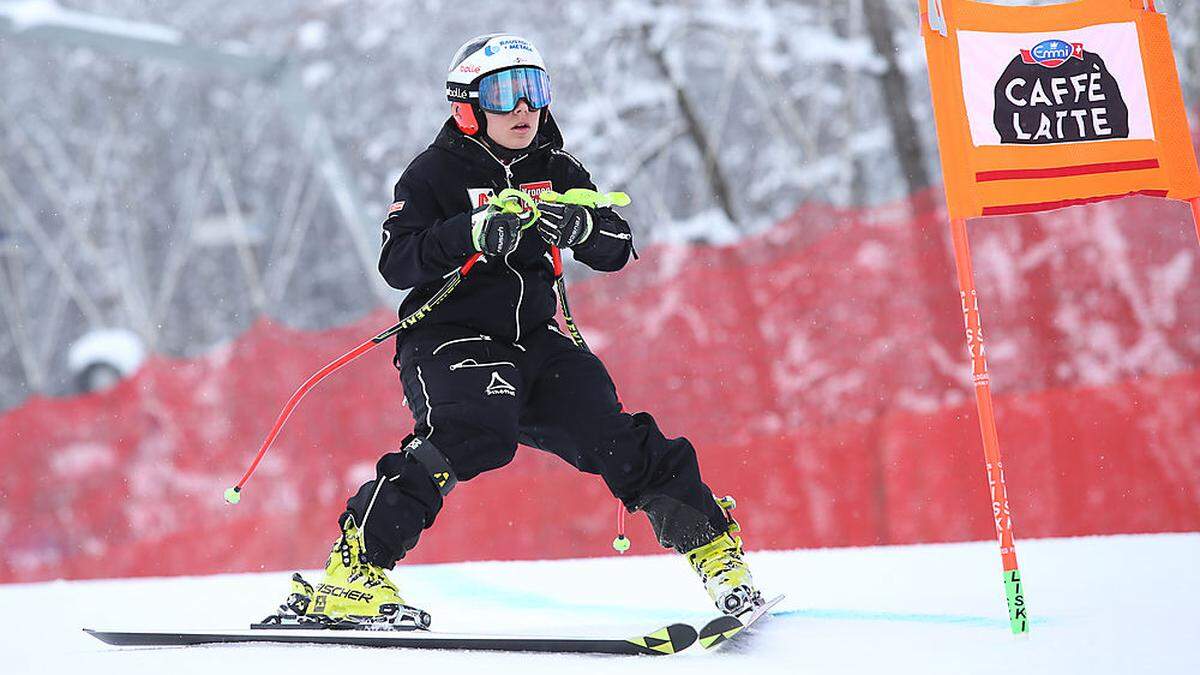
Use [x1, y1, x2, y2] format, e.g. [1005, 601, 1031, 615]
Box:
[270, 515, 431, 630]
[684, 496, 763, 616]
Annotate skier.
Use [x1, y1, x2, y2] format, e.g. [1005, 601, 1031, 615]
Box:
[288, 33, 762, 626]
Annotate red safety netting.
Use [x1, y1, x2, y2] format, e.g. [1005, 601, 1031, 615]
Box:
[1, 191, 1198, 582]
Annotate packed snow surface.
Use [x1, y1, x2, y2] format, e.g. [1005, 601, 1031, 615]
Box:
[1, 533, 1196, 674]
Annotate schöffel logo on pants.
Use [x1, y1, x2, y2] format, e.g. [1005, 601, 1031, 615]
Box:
[485, 371, 516, 396]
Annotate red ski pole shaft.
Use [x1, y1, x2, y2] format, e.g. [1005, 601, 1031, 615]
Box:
[551, 245, 625, 551]
[224, 253, 483, 504]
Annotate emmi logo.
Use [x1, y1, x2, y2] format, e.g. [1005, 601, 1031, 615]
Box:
[1020, 39, 1083, 68]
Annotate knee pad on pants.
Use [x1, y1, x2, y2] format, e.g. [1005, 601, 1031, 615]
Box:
[345, 436, 458, 567]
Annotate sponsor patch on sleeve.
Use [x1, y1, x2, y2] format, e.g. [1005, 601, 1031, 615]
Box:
[388, 200, 406, 215]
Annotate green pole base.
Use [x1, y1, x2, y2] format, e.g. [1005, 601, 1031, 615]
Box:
[224, 486, 241, 505]
[1004, 568, 1029, 634]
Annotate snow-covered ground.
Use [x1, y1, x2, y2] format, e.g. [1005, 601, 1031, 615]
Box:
[2, 533, 1196, 674]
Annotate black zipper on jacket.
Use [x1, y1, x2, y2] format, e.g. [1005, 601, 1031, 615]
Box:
[463, 135, 546, 343]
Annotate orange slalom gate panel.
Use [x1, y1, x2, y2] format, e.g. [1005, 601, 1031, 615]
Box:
[922, 0, 1200, 218]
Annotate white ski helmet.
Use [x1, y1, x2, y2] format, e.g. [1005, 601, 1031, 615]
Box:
[446, 33, 551, 136]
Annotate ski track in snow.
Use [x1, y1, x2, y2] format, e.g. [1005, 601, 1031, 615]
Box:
[1, 533, 1196, 674]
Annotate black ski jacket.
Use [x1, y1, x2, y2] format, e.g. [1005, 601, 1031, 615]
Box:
[378, 114, 634, 345]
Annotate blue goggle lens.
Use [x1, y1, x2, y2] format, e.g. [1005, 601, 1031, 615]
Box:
[478, 67, 552, 113]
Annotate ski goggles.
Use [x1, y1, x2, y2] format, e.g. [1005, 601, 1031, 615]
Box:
[477, 67, 552, 113]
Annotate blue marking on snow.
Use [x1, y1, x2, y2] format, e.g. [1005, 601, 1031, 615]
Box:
[420, 568, 1048, 630]
[772, 608, 1051, 629]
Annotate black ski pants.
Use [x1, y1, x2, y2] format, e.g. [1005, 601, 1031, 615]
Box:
[345, 322, 729, 568]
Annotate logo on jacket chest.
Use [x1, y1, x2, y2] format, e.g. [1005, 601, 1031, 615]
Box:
[466, 180, 553, 209]
[518, 180, 553, 200]
[467, 188, 496, 209]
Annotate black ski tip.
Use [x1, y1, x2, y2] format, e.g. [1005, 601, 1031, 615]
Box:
[698, 615, 744, 650]
[624, 622, 698, 655]
[84, 629, 142, 646]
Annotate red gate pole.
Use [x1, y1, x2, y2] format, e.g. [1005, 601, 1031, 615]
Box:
[1190, 198, 1200, 247]
[948, 217, 1030, 635]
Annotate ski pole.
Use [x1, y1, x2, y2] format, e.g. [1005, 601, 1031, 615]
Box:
[540, 189, 631, 354]
[542, 189, 636, 551]
[224, 252, 484, 505]
[224, 192, 548, 504]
